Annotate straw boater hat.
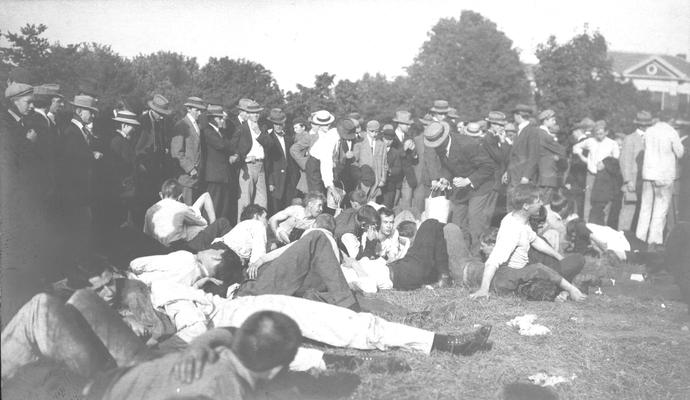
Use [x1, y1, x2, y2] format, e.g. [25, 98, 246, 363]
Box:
[5, 83, 33, 99]
[430, 100, 450, 114]
[237, 98, 263, 113]
[423, 121, 450, 148]
[485, 111, 507, 126]
[112, 110, 141, 126]
[311, 110, 335, 126]
[392, 110, 414, 125]
[463, 122, 483, 137]
[538, 109, 555, 121]
[206, 104, 225, 118]
[447, 107, 461, 120]
[33, 83, 63, 99]
[147, 94, 173, 116]
[633, 111, 653, 126]
[267, 108, 287, 125]
[184, 97, 207, 110]
[337, 118, 357, 140]
[70, 95, 99, 112]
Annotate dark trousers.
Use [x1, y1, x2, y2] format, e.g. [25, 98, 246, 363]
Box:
[450, 190, 498, 256]
[527, 248, 585, 283]
[205, 181, 234, 222]
[389, 219, 449, 290]
[589, 201, 610, 226]
[238, 230, 357, 309]
[186, 218, 232, 252]
[305, 156, 325, 194]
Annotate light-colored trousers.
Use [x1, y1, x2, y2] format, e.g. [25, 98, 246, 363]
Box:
[636, 180, 673, 244]
[213, 294, 434, 354]
[237, 162, 267, 220]
[584, 172, 596, 222]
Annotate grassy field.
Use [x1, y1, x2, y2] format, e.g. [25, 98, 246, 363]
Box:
[332, 258, 690, 400]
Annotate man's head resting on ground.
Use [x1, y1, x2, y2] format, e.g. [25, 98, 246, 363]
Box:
[232, 310, 302, 379]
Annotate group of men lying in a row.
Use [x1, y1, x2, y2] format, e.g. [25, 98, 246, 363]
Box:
[1, 182, 671, 399]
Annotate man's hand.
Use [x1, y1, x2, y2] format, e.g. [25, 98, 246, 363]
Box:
[404, 139, 415, 151]
[228, 155, 238, 164]
[93, 151, 103, 160]
[453, 177, 471, 188]
[345, 150, 355, 159]
[246, 155, 256, 163]
[520, 177, 529, 184]
[501, 172, 509, 184]
[596, 161, 605, 171]
[469, 289, 490, 299]
[247, 256, 266, 279]
[269, 184, 275, 192]
[26, 129, 38, 143]
[172, 345, 218, 384]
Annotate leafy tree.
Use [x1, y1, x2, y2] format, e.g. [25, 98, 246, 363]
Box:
[131, 51, 200, 111]
[335, 74, 413, 123]
[284, 72, 337, 121]
[0, 23, 50, 68]
[534, 30, 652, 133]
[407, 10, 530, 120]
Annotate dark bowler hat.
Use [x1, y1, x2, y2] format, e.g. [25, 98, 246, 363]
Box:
[485, 111, 507, 125]
[423, 121, 450, 148]
[34, 83, 63, 99]
[237, 98, 263, 113]
[184, 97, 207, 110]
[337, 118, 357, 140]
[512, 104, 534, 115]
[5, 82, 33, 99]
[148, 94, 173, 116]
[112, 110, 141, 126]
[633, 111, 653, 126]
[70, 95, 99, 112]
[430, 100, 450, 114]
[206, 104, 225, 117]
[267, 108, 287, 125]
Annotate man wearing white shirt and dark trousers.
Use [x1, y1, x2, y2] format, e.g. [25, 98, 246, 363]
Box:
[231, 99, 268, 222]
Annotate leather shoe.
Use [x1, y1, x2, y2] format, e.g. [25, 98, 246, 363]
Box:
[441, 325, 492, 356]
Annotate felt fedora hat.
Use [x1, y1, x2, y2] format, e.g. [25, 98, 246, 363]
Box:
[575, 117, 595, 130]
[70, 94, 99, 112]
[463, 122, 483, 137]
[184, 96, 207, 110]
[5, 83, 33, 99]
[485, 111, 507, 125]
[512, 103, 534, 115]
[366, 120, 380, 132]
[430, 100, 450, 113]
[633, 111, 653, 126]
[237, 98, 263, 113]
[392, 110, 414, 125]
[33, 83, 63, 99]
[311, 110, 335, 126]
[206, 104, 225, 117]
[423, 121, 450, 148]
[267, 108, 287, 124]
[337, 118, 357, 140]
[112, 110, 141, 126]
[147, 94, 173, 115]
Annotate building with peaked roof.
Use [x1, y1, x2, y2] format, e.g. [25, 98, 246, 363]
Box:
[609, 51, 690, 114]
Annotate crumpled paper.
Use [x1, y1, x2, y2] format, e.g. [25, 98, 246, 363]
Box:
[507, 314, 551, 336]
[528, 372, 576, 386]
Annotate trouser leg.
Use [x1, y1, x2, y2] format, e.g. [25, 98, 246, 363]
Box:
[1, 293, 114, 380]
[253, 163, 268, 209]
[636, 180, 654, 242]
[237, 166, 255, 221]
[618, 200, 636, 231]
[584, 172, 595, 222]
[648, 183, 672, 244]
[468, 191, 496, 255]
[411, 183, 427, 218]
[214, 295, 434, 354]
[399, 178, 413, 211]
[450, 202, 470, 248]
[589, 201, 607, 225]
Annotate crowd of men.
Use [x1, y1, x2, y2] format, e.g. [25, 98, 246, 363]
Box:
[2, 65, 689, 399]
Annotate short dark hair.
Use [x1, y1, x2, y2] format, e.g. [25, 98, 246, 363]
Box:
[204, 242, 242, 297]
[529, 205, 547, 231]
[160, 179, 183, 199]
[232, 311, 301, 372]
[509, 183, 541, 210]
[355, 205, 380, 230]
[397, 221, 417, 239]
[313, 213, 336, 234]
[240, 204, 267, 221]
[378, 207, 394, 219]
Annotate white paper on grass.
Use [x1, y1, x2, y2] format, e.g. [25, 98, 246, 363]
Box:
[507, 314, 551, 336]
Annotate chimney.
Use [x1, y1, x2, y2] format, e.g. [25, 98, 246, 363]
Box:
[676, 53, 687, 61]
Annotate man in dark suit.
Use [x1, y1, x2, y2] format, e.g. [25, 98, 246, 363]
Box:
[133, 94, 173, 229]
[109, 110, 140, 228]
[229, 98, 267, 220]
[423, 121, 495, 256]
[536, 109, 566, 203]
[507, 104, 541, 210]
[381, 124, 405, 209]
[201, 104, 234, 221]
[259, 108, 299, 214]
[171, 96, 206, 205]
[392, 111, 419, 212]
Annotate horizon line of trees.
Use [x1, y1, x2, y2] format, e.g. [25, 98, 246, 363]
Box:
[1, 10, 660, 134]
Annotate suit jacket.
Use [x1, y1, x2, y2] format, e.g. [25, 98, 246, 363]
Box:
[434, 133, 495, 203]
[228, 116, 255, 172]
[508, 123, 541, 185]
[260, 130, 299, 200]
[385, 143, 405, 188]
[392, 135, 418, 188]
[201, 122, 233, 183]
[110, 133, 136, 197]
[59, 120, 95, 206]
[481, 134, 511, 192]
[619, 130, 645, 185]
[537, 129, 566, 188]
[170, 114, 202, 188]
[290, 131, 319, 193]
[353, 136, 388, 186]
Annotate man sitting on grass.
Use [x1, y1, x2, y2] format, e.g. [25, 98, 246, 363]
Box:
[269, 192, 325, 244]
[144, 179, 231, 251]
[470, 183, 587, 301]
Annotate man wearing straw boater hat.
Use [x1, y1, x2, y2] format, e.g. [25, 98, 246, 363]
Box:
[260, 108, 299, 213]
[132, 94, 174, 228]
[230, 98, 267, 221]
[171, 96, 207, 205]
[110, 110, 141, 226]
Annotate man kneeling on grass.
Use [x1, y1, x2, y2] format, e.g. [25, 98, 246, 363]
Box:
[470, 183, 587, 301]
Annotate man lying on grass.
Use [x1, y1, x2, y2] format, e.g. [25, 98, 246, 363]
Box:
[470, 183, 587, 301]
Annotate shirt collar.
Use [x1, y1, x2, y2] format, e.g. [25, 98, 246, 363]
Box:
[518, 120, 529, 132]
[445, 135, 452, 156]
[8, 108, 22, 123]
[71, 118, 84, 129]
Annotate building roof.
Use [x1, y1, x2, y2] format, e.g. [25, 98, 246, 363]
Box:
[609, 51, 690, 80]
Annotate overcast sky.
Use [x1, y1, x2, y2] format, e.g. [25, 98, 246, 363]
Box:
[2, 0, 689, 91]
